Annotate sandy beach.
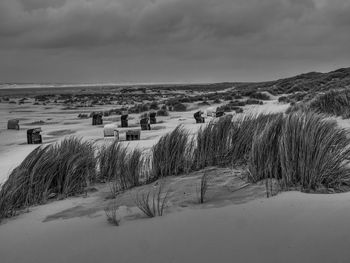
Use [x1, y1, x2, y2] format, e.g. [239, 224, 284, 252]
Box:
[0, 90, 347, 263]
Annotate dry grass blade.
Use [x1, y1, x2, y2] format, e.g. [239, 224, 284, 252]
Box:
[199, 172, 209, 204]
[134, 183, 170, 218]
[104, 200, 120, 226]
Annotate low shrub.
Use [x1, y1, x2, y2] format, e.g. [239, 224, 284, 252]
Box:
[150, 101, 159, 110]
[250, 92, 270, 100]
[245, 99, 263, 105]
[235, 107, 244, 114]
[217, 104, 232, 112]
[198, 101, 210, 106]
[157, 109, 169, 116]
[229, 100, 246, 107]
[278, 96, 289, 103]
[129, 104, 150, 113]
[217, 101, 245, 112]
[285, 102, 309, 114]
[173, 103, 187, 111]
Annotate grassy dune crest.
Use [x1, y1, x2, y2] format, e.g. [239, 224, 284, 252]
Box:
[279, 112, 350, 189]
[0, 137, 96, 218]
[151, 125, 193, 180]
[98, 141, 146, 194]
[224, 114, 283, 165]
[194, 115, 233, 169]
[287, 89, 350, 118]
[309, 89, 350, 118]
[249, 112, 350, 190]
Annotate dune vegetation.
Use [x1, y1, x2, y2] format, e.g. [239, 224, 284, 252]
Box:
[287, 89, 350, 118]
[0, 137, 96, 219]
[309, 89, 350, 118]
[1, 110, 350, 220]
[249, 112, 350, 190]
[151, 125, 194, 180]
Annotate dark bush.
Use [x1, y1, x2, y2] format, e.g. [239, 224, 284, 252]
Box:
[278, 96, 289, 103]
[157, 109, 169, 116]
[198, 101, 210, 106]
[173, 103, 187, 111]
[235, 108, 244, 114]
[150, 101, 159, 110]
[245, 99, 263, 105]
[250, 92, 270, 100]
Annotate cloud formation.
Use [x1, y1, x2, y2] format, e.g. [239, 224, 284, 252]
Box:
[0, 0, 350, 83]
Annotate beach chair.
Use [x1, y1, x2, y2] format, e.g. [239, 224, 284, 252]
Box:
[140, 117, 151, 130]
[27, 128, 42, 144]
[126, 130, 141, 141]
[121, 114, 128, 128]
[103, 124, 119, 140]
[92, 113, 103, 125]
[149, 112, 157, 124]
[194, 111, 205, 123]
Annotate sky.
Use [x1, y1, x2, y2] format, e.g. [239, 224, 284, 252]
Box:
[0, 0, 350, 84]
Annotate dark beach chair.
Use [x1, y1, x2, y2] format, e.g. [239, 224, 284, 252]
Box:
[149, 112, 157, 124]
[140, 117, 151, 130]
[121, 114, 128, 128]
[92, 113, 103, 125]
[194, 111, 205, 123]
[126, 130, 141, 141]
[27, 128, 42, 144]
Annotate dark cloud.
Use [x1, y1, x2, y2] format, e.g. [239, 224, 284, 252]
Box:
[0, 0, 350, 83]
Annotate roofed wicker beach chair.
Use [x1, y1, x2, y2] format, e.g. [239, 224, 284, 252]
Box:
[27, 127, 42, 144]
[92, 112, 103, 125]
[194, 110, 205, 123]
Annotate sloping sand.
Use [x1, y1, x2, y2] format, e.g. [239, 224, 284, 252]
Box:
[1, 190, 350, 263]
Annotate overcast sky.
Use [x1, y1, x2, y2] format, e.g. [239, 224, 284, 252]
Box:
[0, 0, 350, 83]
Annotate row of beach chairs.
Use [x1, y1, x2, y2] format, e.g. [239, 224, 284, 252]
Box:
[92, 113, 156, 130]
[7, 109, 225, 144]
